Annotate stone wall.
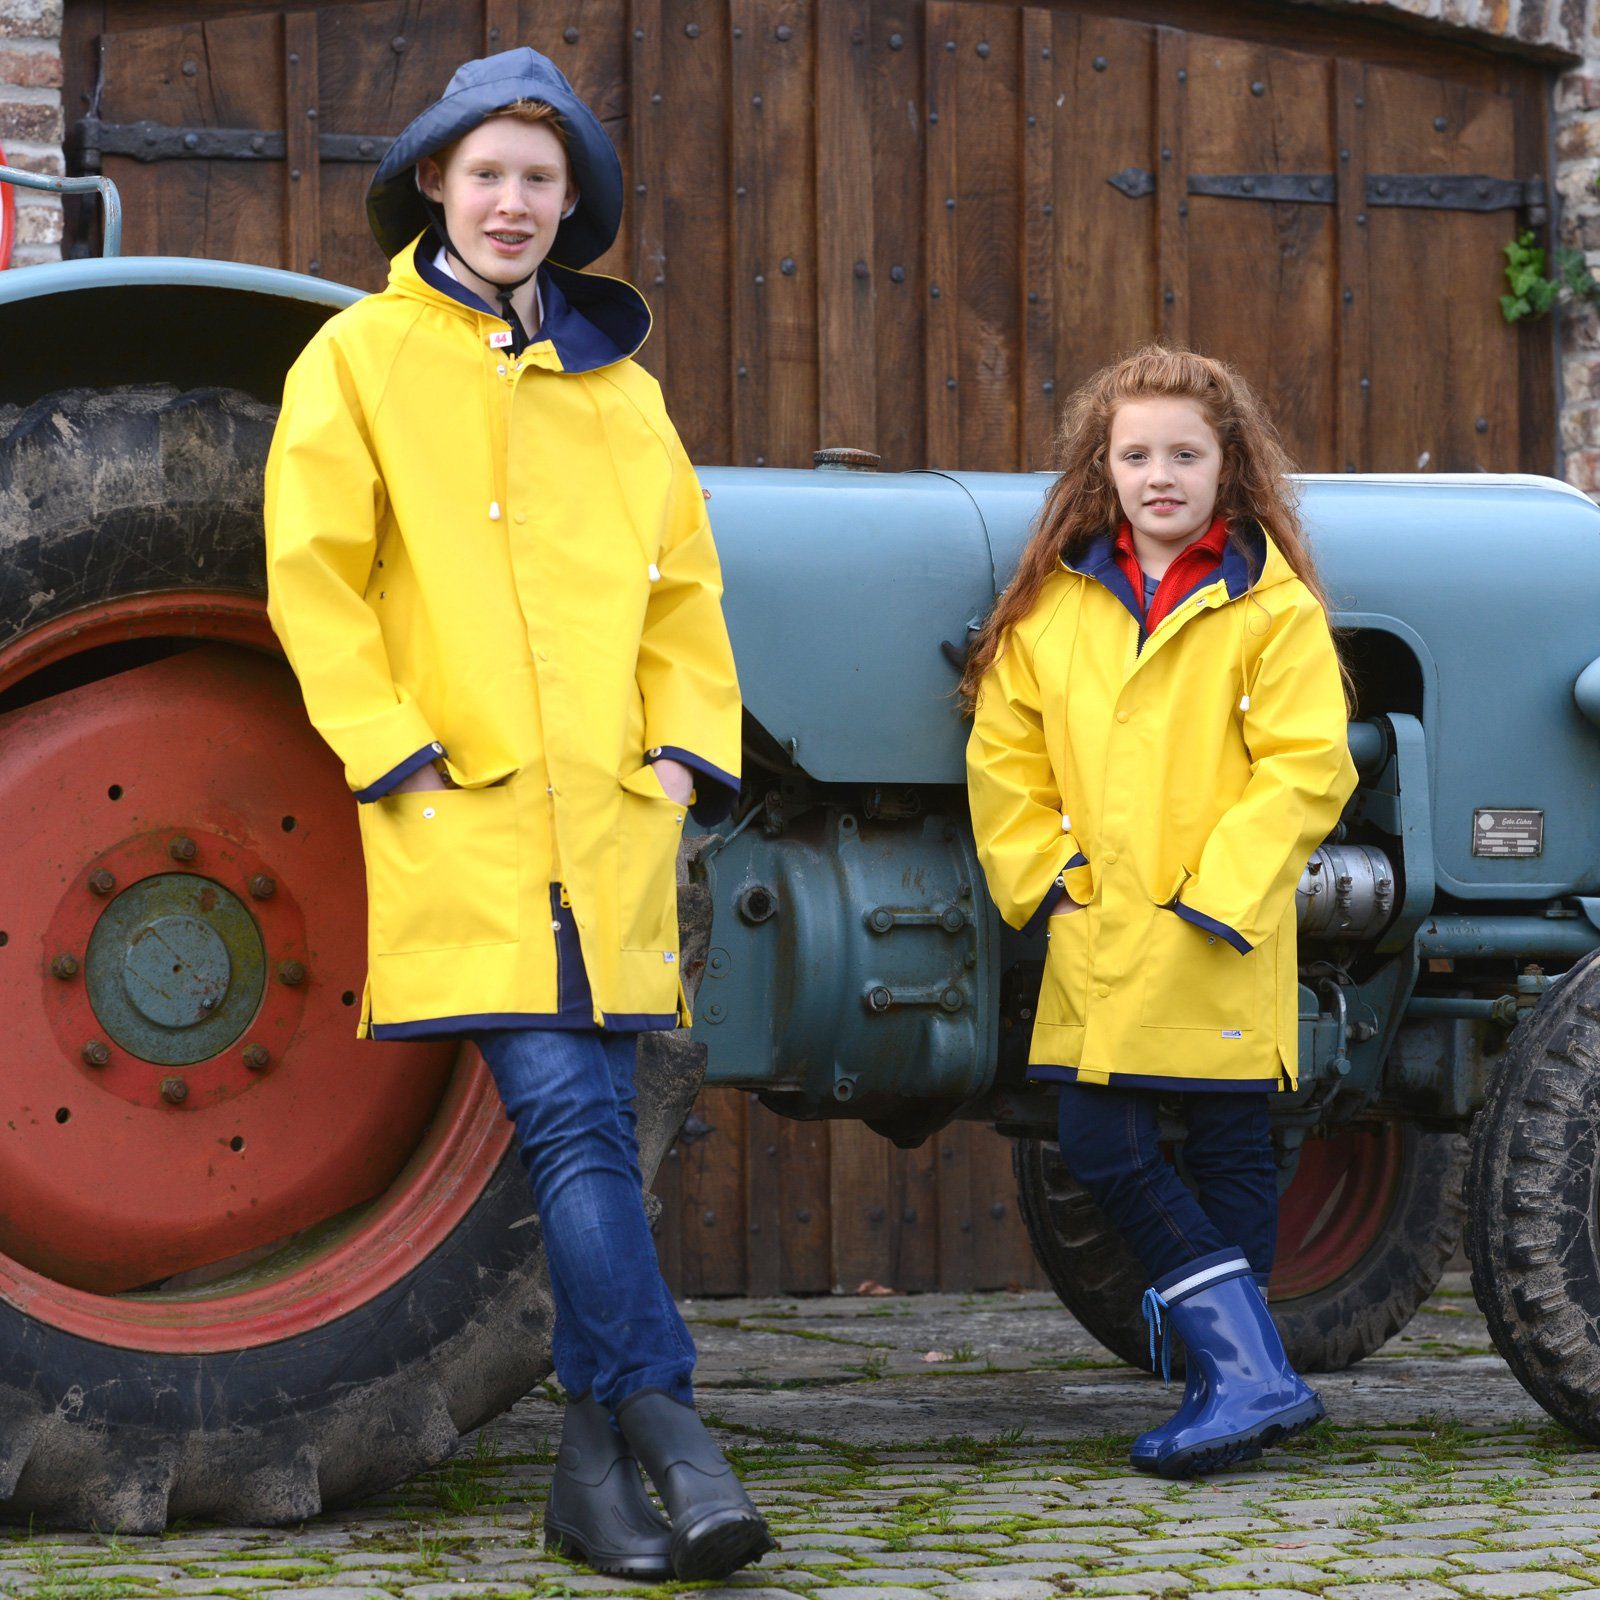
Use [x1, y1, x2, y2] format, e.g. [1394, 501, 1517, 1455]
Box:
[0, 0, 62, 268]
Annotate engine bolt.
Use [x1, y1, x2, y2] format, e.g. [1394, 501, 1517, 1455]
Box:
[169, 836, 198, 862]
[160, 1076, 189, 1104]
[87, 869, 116, 896]
[248, 874, 277, 900]
[242, 1044, 271, 1071]
[867, 986, 892, 1012]
[51, 953, 80, 980]
[81, 1040, 110, 1068]
[277, 959, 307, 987]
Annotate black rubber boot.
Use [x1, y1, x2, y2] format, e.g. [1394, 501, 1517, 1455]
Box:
[615, 1388, 775, 1580]
[544, 1395, 673, 1579]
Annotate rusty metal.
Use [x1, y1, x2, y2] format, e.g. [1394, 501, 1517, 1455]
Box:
[248, 873, 276, 900]
[168, 835, 198, 861]
[81, 1039, 110, 1067]
[160, 1076, 189, 1104]
[75, 116, 387, 169]
[277, 959, 306, 986]
[812, 447, 882, 472]
[87, 869, 116, 896]
[50, 953, 79, 980]
[242, 1043, 270, 1070]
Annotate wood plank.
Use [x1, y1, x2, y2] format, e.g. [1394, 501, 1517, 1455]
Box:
[777, 1115, 833, 1293]
[283, 12, 321, 277]
[933, 1119, 976, 1290]
[1018, 7, 1058, 469]
[1362, 63, 1520, 472]
[1155, 26, 1189, 347]
[1056, 16, 1159, 394]
[742, 1097, 787, 1297]
[924, 0, 959, 468]
[484, 0, 519, 53]
[829, 1119, 893, 1291]
[886, 1138, 940, 1291]
[1334, 58, 1371, 474]
[815, 0, 877, 454]
[966, 1125, 1036, 1290]
[628, 0, 667, 386]
[1181, 33, 1337, 469]
[727, 0, 815, 468]
[867, 0, 925, 471]
[662, 1086, 747, 1296]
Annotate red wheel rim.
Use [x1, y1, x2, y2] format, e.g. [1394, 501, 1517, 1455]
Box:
[0, 594, 511, 1352]
[1271, 1122, 1404, 1299]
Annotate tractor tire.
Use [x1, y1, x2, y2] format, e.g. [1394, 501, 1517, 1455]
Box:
[1465, 951, 1600, 1442]
[1014, 1119, 1467, 1374]
[0, 386, 704, 1530]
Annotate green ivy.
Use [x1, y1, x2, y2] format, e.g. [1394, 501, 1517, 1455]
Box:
[1501, 229, 1600, 322]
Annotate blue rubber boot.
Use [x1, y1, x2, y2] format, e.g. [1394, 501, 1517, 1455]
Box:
[1130, 1287, 1206, 1472]
[1151, 1250, 1323, 1479]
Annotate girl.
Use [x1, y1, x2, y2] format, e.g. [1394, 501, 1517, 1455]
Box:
[962, 346, 1356, 1478]
[265, 49, 769, 1581]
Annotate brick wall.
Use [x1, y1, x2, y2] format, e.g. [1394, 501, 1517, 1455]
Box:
[0, 0, 63, 267]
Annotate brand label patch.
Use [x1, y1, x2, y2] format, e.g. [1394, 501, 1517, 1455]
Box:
[488, 329, 514, 349]
[1221, 1029, 1243, 1040]
[1472, 809, 1544, 858]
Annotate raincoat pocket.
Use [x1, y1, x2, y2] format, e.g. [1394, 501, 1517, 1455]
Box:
[618, 764, 687, 952]
[1140, 904, 1264, 1033]
[360, 786, 520, 955]
[1040, 904, 1091, 1029]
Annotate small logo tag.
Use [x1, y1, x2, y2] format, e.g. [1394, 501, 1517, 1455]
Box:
[663, 951, 676, 963]
[1221, 1029, 1243, 1040]
[488, 329, 513, 349]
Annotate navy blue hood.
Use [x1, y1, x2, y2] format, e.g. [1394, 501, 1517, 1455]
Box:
[367, 47, 623, 267]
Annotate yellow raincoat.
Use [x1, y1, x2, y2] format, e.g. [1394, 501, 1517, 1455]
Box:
[967, 526, 1355, 1089]
[264, 237, 741, 1038]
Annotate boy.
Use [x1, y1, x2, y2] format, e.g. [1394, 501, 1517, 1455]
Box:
[264, 47, 769, 1582]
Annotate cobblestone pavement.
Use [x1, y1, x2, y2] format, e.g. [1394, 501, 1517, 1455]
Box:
[6, 1273, 1600, 1600]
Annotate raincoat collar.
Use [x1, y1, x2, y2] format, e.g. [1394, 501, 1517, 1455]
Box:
[1066, 518, 1277, 625]
[400, 231, 650, 374]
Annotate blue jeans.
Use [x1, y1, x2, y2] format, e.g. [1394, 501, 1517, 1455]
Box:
[474, 1028, 696, 1412]
[1056, 1083, 1278, 1284]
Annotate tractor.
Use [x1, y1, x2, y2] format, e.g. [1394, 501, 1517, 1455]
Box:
[3, 162, 1600, 1529]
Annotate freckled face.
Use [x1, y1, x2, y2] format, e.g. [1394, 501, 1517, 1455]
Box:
[1108, 397, 1223, 558]
[417, 118, 576, 288]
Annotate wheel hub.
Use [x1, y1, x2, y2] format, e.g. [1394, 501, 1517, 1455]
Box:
[88, 875, 262, 1064]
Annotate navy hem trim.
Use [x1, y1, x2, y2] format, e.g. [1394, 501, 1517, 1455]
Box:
[371, 1008, 679, 1041]
[1027, 1064, 1282, 1094]
[355, 741, 444, 802]
[649, 746, 739, 826]
[1020, 853, 1091, 938]
[1172, 900, 1252, 954]
[1153, 1246, 1254, 1300]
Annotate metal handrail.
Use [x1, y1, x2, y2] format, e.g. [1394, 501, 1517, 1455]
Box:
[0, 166, 122, 258]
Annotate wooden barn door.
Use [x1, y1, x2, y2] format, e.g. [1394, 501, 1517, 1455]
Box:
[62, 0, 1556, 1297]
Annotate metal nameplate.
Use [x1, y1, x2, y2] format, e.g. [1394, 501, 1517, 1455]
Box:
[1472, 809, 1544, 858]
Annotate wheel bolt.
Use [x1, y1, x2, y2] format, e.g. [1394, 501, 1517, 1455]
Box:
[248, 874, 277, 900]
[169, 836, 198, 862]
[81, 1040, 110, 1068]
[242, 1044, 271, 1071]
[50, 953, 80, 980]
[87, 869, 116, 896]
[160, 1076, 189, 1104]
[277, 959, 306, 987]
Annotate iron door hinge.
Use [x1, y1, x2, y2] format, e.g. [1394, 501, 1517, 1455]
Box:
[75, 115, 388, 169]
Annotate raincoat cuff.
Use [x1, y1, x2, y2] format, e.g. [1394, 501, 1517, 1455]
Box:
[1172, 899, 1252, 955]
[1022, 853, 1090, 937]
[355, 741, 447, 803]
[647, 746, 739, 826]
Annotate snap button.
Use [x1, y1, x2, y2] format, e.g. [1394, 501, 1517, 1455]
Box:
[1104, 851, 1118, 866]
[496, 363, 507, 376]
[1096, 984, 1110, 999]
[648, 747, 662, 758]
[431, 743, 443, 754]
[1054, 874, 1066, 888]
[1207, 935, 1217, 945]
[514, 512, 527, 525]
[422, 806, 436, 820]
[551, 918, 562, 931]
[1116, 710, 1130, 724]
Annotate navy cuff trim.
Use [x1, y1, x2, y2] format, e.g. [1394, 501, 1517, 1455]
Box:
[355, 742, 445, 803]
[648, 745, 739, 825]
[1153, 1246, 1254, 1302]
[1021, 854, 1091, 938]
[371, 1008, 680, 1040]
[1172, 900, 1252, 954]
[1028, 1064, 1282, 1093]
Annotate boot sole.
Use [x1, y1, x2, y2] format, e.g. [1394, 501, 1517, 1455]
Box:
[670, 1508, 776, 1581]
[545, 1524, 674, 1580]
[1155, 1395, 1325, 1479]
